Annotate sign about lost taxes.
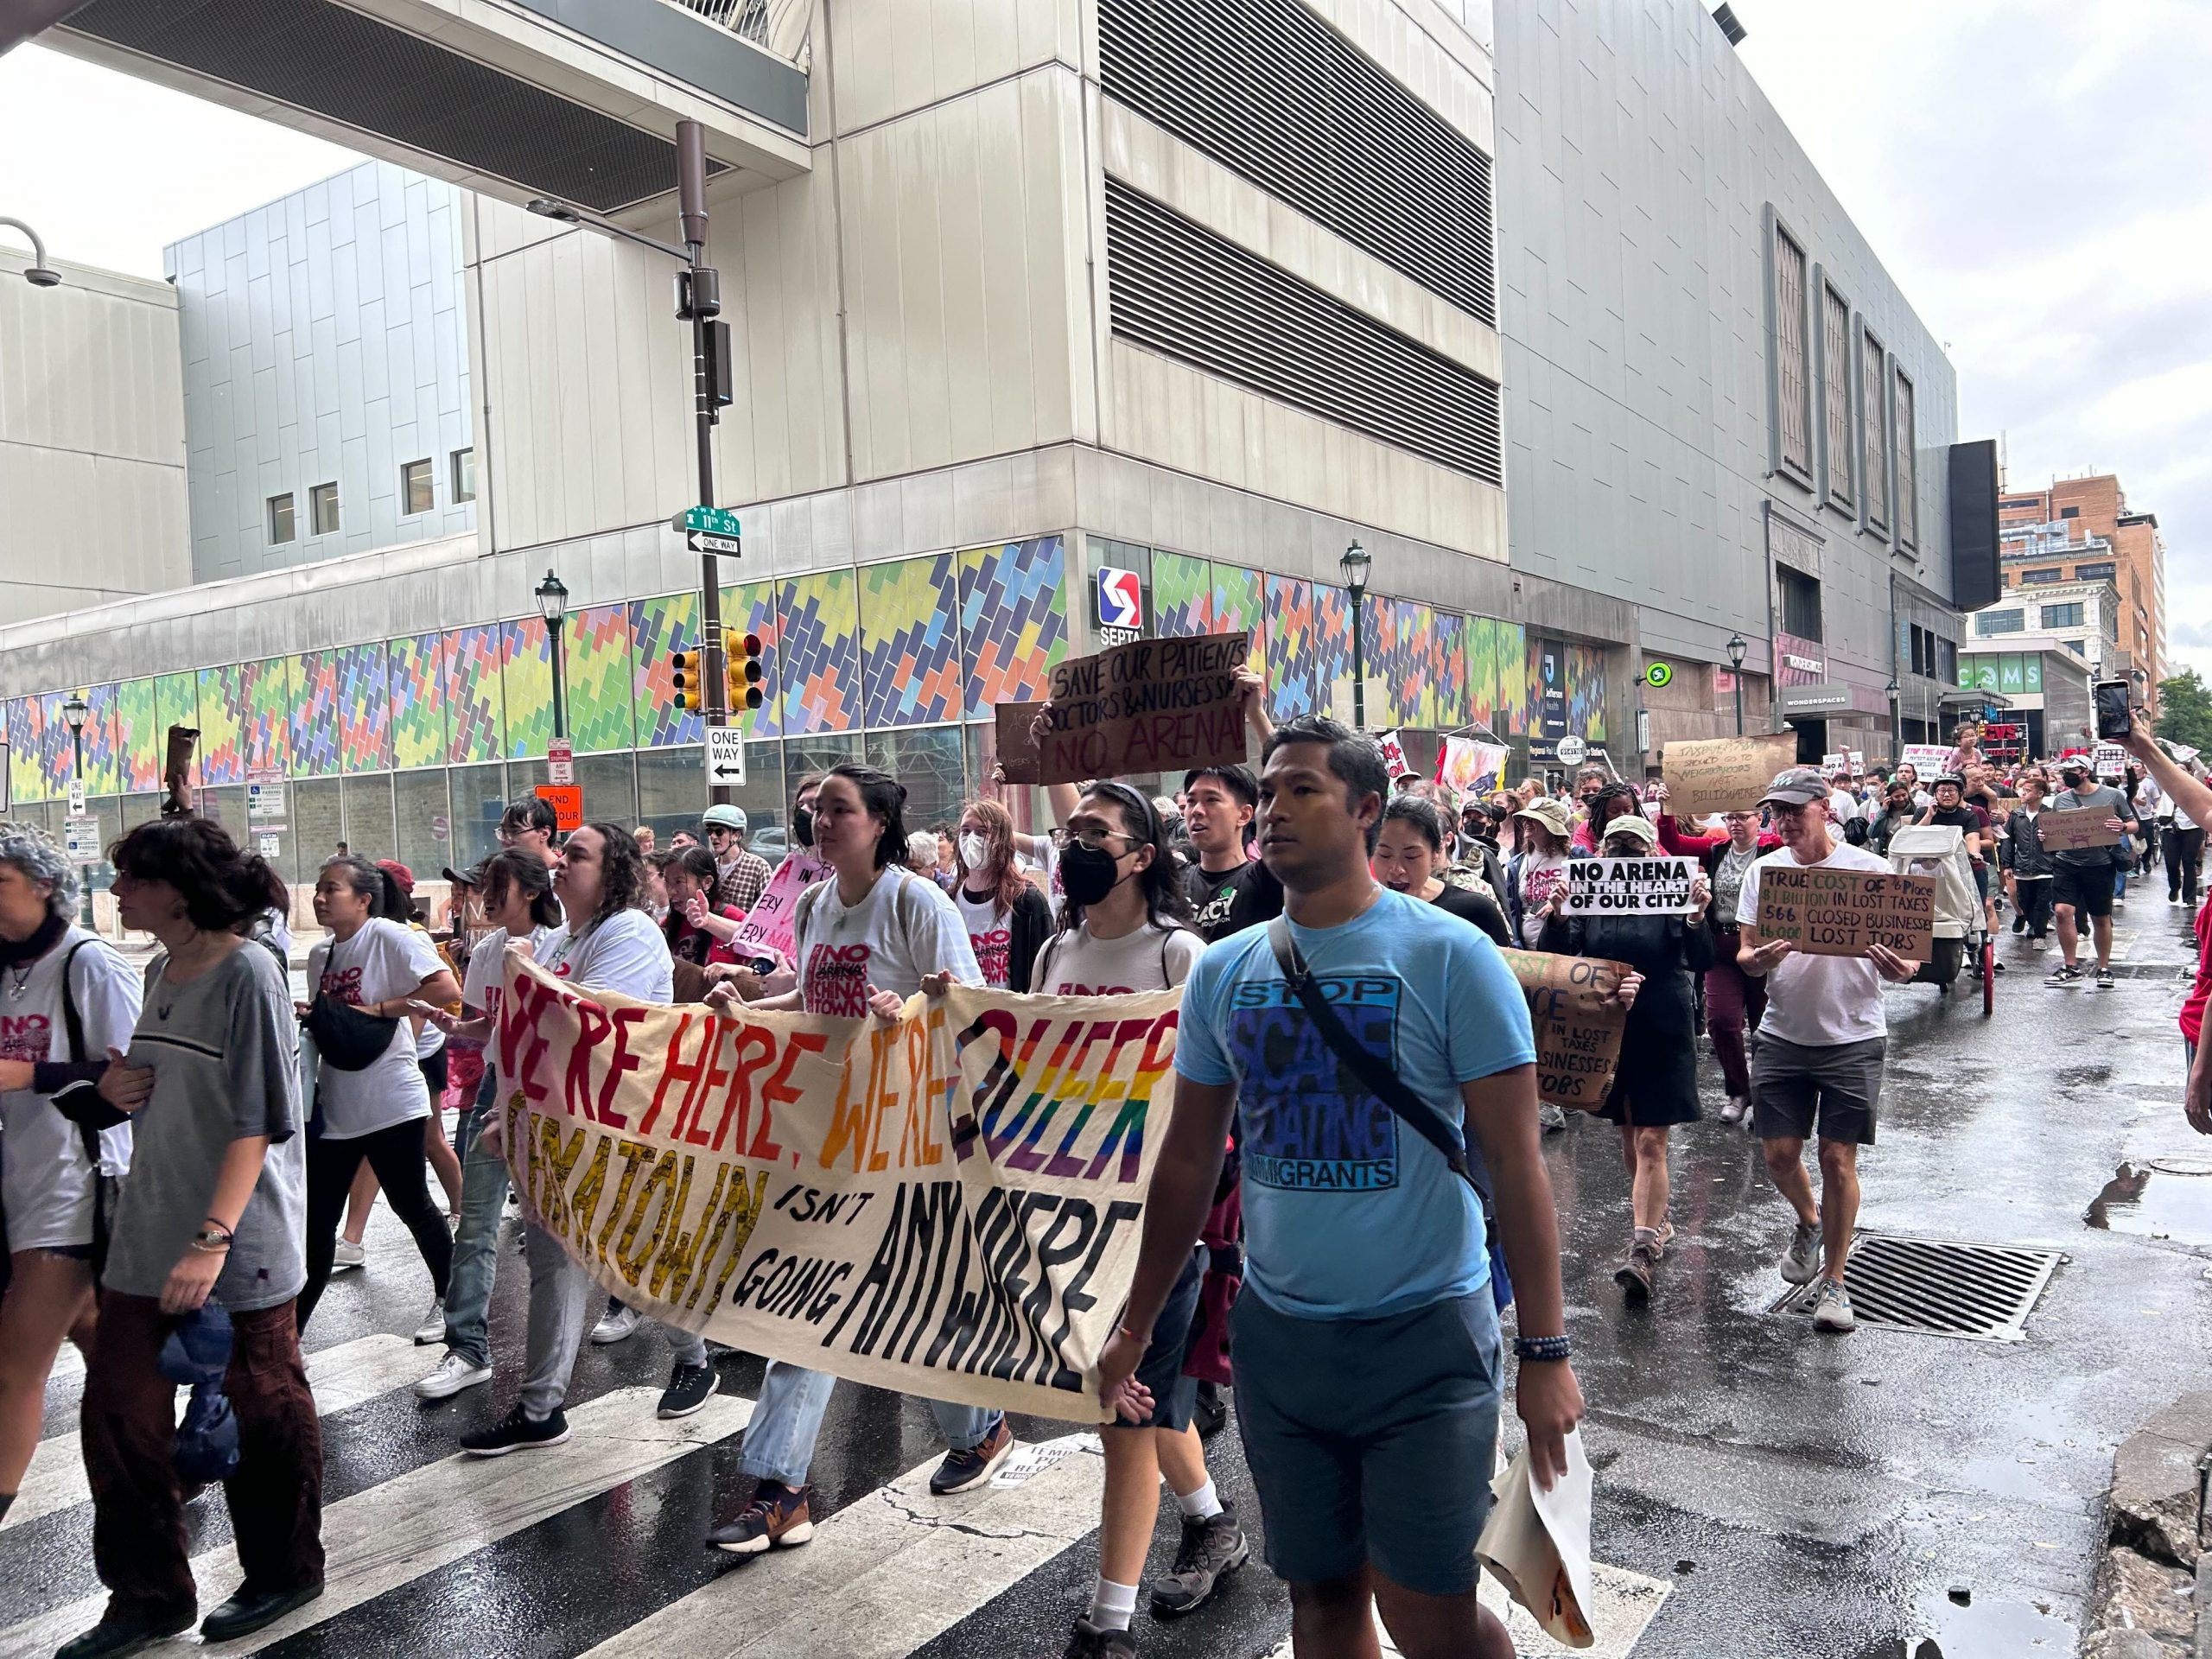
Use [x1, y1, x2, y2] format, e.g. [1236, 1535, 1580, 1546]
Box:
[705, 727, 747, 786]
[1662, 732, 1799, 817]
[1500, 950, 1632, 1112]
[1754, 867, 1935, 960]
[1565, 856, 1700, 916]
[1039, 632, 1249, 785]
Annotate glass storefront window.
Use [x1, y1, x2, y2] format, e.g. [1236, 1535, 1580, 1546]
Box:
[340, 774, 397, 864]
[121, 793, 163, 833]
[396, 770, 453, 885]
[200, 786, 248, 848]
[571, 753, 638, 832]
[866, 727, 967, 839]
[449, 765, 508, 869]
[292, 779, 344, 886]
[638, 743, 786, 857]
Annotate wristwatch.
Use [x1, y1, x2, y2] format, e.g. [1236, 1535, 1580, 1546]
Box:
[1513, 1333, 1573, 1363]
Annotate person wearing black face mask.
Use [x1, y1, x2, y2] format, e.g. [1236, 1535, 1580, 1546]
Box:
[788, 772, 824, 856]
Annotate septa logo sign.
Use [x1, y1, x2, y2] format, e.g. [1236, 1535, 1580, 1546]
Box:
[1095, 566, 1144, 632]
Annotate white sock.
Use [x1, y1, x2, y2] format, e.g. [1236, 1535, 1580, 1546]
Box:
[1089, 1577, 1140, 1632]
[1175, 1477, 1224, 1520]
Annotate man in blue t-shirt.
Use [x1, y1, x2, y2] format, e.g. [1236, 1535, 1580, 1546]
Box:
[1098, 716, 1583, 1659]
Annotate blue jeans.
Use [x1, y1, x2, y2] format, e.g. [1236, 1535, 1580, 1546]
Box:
[442, 1077, 510, 1369]
[739, 1360, 1000, 1486]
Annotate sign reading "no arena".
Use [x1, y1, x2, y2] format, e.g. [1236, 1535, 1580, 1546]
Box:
[1564, 857, 1700, 915]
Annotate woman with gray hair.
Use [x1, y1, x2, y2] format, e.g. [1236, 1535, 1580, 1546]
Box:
[0, 821, 143, 1526]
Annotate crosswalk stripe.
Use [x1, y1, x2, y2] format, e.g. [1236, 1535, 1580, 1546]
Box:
[1260, 1561, 1673, 1656]
[9, 1334, 427, 1533]
[1, 1386, 752, 1658]
[580, 1432, 1109, 1659]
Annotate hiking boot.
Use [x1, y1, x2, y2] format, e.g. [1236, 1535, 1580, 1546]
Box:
[1812, 1279, 1859, 1332]
[1614, 1243, 1656, 1305]
[1719, 1095, 1747, 1125]
[1779, 1220, 1822, 1286]
[1538, 1102, 1569, 1133]
[708, 1480, 815, 1554]
[1062, 1619, 1139, 1658]
[658, 1362, 719, 1420]
[1150, 1502, 1249, 1616]
[2044, 963, 2083, 986]
[460, 1403, 570, 1457]
[930, 1415, 1014, 1495]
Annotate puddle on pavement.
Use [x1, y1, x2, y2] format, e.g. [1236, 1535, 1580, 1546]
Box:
[1853, 1592, 2076, 1657]
[2084, 1159, 2212, 1244]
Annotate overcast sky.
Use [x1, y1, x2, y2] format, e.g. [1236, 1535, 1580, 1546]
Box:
[1, 4, 2204, 671]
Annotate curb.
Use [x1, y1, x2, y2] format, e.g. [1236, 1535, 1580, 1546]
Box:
[2087, 1391, 2212, 1656]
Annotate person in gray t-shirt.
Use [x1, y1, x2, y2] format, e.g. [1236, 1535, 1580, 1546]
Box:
[63, 817, 325, 1653]
[2045, 758, 2138, 987]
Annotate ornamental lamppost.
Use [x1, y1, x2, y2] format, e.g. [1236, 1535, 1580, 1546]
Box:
[536, 569, 570, 741]
[1341, 541, 1371, 731]
[1726, 632, 1747, 735]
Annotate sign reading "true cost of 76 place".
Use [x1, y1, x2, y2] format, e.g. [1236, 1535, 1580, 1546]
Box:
[1754, 867, 1936, 960]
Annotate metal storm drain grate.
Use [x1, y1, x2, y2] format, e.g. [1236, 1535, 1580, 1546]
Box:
[1768, 1232, 2063, 1342]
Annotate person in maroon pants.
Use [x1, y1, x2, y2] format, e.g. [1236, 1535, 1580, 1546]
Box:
[62, 818, 321, 1659]
[1655, 787, 1780, 1127]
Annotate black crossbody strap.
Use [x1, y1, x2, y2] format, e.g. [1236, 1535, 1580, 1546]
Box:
[1265, 917, 1479, 1194]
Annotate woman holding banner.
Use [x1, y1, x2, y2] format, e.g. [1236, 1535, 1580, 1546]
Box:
[458, 823, 720, 1454]
[700, 764, 1009, 1557]
[1537, 813, 1710, 1304]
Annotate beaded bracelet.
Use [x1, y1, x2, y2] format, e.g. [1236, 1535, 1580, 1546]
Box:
[1513, 1333, 1573, 1363]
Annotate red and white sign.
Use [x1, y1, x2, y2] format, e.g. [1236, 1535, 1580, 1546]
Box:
[1096, 565, 1143, 632]
[548, 739, 575, 785]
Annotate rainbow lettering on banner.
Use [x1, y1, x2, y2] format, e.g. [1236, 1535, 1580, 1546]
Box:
[493, 958, 1182, 1420]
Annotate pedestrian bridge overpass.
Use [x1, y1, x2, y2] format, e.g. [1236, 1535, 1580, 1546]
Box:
[16, 0, 811, 226]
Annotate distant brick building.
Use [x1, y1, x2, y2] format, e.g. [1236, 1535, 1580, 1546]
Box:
[1996, 474, 2167, 707]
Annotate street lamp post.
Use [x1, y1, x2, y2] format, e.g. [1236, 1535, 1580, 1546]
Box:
[537, 570, 570, 742]
[1885, 678, 1902, 760]
[1340, 541, 1371, 732]
[60, 693, 88, 787]
[0, 216, 62, 287]
[1726, 632, 1747, 736]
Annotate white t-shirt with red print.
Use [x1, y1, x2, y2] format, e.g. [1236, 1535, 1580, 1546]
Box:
[306, 918, 444, 1141]
[1033, 922, 1202, 996]
[957, 890, 1015, 989]
[793, 868, 982, 1016]
[539, 909, 674, 1003]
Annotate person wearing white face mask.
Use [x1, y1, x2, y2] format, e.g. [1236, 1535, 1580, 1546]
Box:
[950, 798, 1054, 990]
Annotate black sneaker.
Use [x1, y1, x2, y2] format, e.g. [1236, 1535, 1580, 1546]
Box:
[1062, 1618, 1139, 1658]
[658, 1362, 719, 1420]
[56, 1603, 197, 1659]
[1150, 1501, 1249, 1616]
[707, 1480, 815, 1554]
[460, 1403, 571, 1457]
[1192, 1380, 1227, 1440]
[2044, 964, 2083, 987]
[2096, 967, 2116, 988]
[929, 1415, 1014, 1494]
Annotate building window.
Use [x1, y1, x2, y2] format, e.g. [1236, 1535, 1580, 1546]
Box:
[451, 448, 476, 503]
[1936, 637, 1956, 683]
[1770, 222, 1812, 485]
[1819, 280, 1853, 512]
[2075, 562, 2116, 582]
[1859, 325, 1891, 536]
[401, 459, 434, 516]
[2063, 639, 2085, 658]
[2041, 602, 2084, 630]
[1978, 608, 2025, 636]
[1777, 566, 1822, 640]
[267, 493, 295, 545]
[2061, 505, 2079, 518]
[2002, 497, 2041, 510]
[309, 481, 340, 536]
[1891, 366, 1916, 549]
[2019, 568, 2064, 585]
[1909, 625, 1926, 677]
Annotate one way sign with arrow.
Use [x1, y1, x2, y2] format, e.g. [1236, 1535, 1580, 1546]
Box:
[706, 726, 747, 786]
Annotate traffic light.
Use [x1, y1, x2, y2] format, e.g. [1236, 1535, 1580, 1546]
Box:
[729, 632, 766, 712]
[671, 649, 703, 713]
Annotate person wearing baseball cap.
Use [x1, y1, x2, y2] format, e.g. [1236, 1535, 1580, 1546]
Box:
[702, 803, 771, 913]
[1733, 766, 1919, 1335]
[2044, 753, 2137, 988]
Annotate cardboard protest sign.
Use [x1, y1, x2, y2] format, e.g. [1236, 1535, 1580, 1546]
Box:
[728, 851, 830, 963]
[1039, 632, 1249, 785]
[995, 702, 1046, 785]
[1499, 950, 1632, 1112]
[493, 957, 1183, 1421]
[1565, 856, 1700, 915]
[1753, 867, 1935, 959]
[1661, 733, 1799, 817]
[2037, 807, 2124, 852]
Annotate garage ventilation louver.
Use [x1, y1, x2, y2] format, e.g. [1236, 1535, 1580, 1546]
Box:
[1099, 0, 1497, 327]
[1104, 179, 1503, 486]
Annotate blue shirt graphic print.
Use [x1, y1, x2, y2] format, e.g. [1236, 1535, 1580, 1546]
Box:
[1177, 887, 1537, 1321]
[1230, 974, 1404, 1192]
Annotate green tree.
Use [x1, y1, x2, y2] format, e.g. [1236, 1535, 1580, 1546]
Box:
[2155, 669, 2212, 753]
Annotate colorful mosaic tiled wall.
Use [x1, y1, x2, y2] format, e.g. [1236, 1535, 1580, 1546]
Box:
[1, 532, 1609, 804]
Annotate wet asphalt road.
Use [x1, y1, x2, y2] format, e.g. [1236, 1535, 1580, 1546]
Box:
[10, 899, 2209, 1658]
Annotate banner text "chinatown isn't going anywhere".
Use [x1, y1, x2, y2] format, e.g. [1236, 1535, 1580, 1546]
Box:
[492, 957, 1182, 1421]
